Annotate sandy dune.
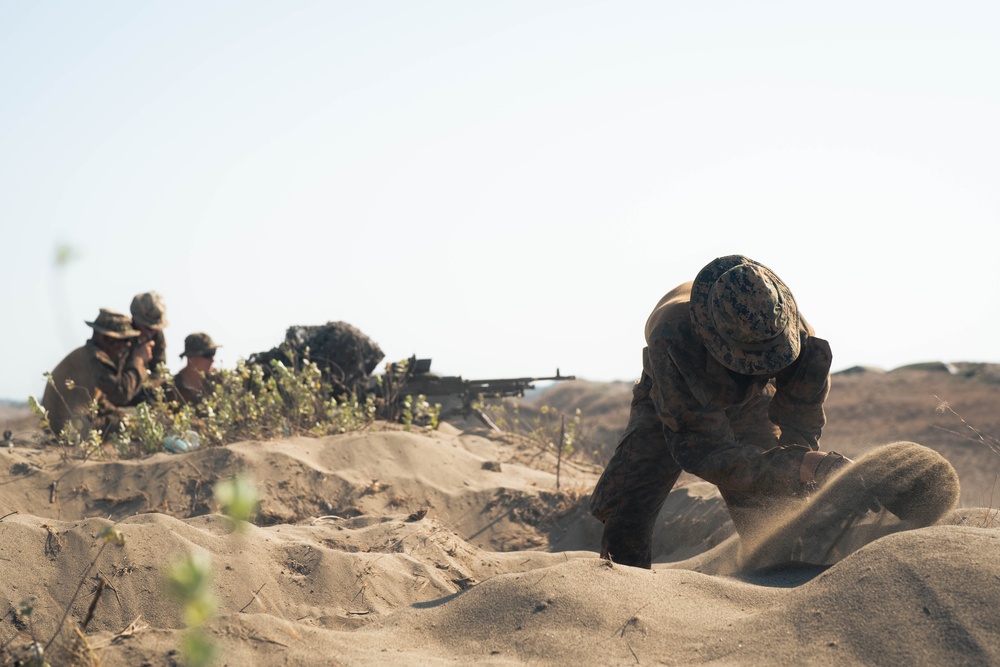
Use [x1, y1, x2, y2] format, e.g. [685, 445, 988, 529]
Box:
[1, 379, 999, 665]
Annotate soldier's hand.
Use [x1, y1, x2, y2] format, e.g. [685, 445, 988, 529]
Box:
[811, 451, 852, 486]
[801, 450, 849, 486]
[133, 339, 155, 364]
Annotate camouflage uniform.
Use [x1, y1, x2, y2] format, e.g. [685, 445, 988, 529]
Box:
[130, 291, 168, 377]
[172, 371, 215, 406]
[248, 321, 384, 397]
[171, 333, 220, 406]
[146, 329, 167, 377]
[590, 257, 832, 568]
[41, 310, 148, 440]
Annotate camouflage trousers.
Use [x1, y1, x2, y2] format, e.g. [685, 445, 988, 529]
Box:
[589, 367, 786, 569]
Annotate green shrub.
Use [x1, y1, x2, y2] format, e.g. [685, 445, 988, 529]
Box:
[114, 358, 384, 457]
[31, 353, 441, 460]
[477, 397, 582, 459]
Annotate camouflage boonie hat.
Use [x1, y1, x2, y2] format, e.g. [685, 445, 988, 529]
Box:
[690, 255, 801, 375]
[180, 333, 220, 358]
[86, 308, 142, 339]
[130, 291, 168, 329]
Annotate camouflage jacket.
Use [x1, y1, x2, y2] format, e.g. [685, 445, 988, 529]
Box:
[169, 367, 217, 407]
[644, 281, 832, 496]
[41, 340, 149, 437]
[149, 328, 167, 378]
[129, 329, 167, 386]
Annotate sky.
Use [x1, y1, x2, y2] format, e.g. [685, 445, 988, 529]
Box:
[1, 1, 998, 402]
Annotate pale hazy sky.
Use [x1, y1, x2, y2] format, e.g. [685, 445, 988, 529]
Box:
[2, 1, 998, 402]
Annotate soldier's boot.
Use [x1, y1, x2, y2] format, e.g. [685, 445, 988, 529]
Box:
[599, 515, 658, 569]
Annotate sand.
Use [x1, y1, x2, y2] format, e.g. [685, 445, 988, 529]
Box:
[1, 405, 998, 666]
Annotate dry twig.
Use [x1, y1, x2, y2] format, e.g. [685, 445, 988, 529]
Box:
[240, 583, 267, 613]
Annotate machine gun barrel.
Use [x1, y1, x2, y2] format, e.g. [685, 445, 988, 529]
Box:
[459, 370, 575, 404]
[466, 371, 575, 388]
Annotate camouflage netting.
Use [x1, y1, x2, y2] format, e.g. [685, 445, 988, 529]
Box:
[248, 321, 385, 396]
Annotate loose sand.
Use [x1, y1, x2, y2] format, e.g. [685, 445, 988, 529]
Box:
[1, 382, 998, 665]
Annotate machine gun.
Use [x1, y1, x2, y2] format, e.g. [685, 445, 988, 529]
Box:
[380, 356, 575, 418]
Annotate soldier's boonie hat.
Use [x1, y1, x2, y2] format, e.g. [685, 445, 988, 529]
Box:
[86, 308, 142, 339]
[180, 332, 220, 358]
[690, 255, 801, 375]
[130, 291, 168, 329]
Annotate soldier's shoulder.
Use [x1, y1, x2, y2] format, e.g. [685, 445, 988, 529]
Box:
[51, 343, 92, 368]
[80, 342, 117, 369]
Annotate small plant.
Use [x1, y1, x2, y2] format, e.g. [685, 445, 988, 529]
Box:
[479, 398, 582, 457]
[166, 551, 216, 667]
[399, 394, 441, 432]
[163, 474, 261, 666]
[0, 526, 126, 666]
[30, 375, 106, 459]
[934, 397, 1000, 528]
[213, 474, 260, 532]
[13, 597, 44, 666]
[934, 398, 1000, 457]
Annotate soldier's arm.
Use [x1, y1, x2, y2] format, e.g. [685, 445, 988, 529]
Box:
[96, 357, 149, 406]
[768, 334, 833, 449]
[149, 329, 167, 377]
[647, 339, 808, 497]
